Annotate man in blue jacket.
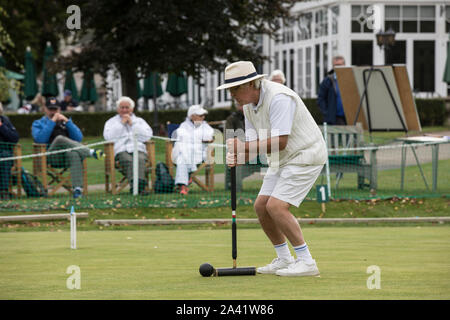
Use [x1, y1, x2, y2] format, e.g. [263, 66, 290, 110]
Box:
[0, 102, 20, 199]
[317, 56, 347, 125]
[32, 98, 103, 198]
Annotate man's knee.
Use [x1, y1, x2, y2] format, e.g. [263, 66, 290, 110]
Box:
[265, 197, 290, 216]
[254, 196, 269, 216]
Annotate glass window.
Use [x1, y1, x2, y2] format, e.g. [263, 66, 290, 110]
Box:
[297, 48, 304, 96]
[385, 40, 406, 65]
[385, 6, 400, 19]
[385, 21, 400, 33]
[315, 8, 328, 37]
[297, 12, 312, 40]
[403, 20, 417, 33]
[446, 6, 450, 33]
[414, 41, 434, 92]
[420, 21, 435, 33]
[419, 6, 435, 32]
[352, 5, 361, 18]
[403, 6, 417, 19]
[217, 73, 222, 102]
[352, 5, 373, 33]
[420, 6, 434, 18]
[274, 52, 279, 70]
[352, 41, 373, 66]
[323, 43, 328, 77]
[305, 47, 312, 98]
[384, 5, 435, 33]
[331, 6, 339, 34]
[315, 44, 320, 95]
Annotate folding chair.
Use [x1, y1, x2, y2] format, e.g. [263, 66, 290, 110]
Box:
[32, 143, 88, 196]
[165, 124, 215, 192]
[104, 140, 156, 195]
[8, 144, 22, 197]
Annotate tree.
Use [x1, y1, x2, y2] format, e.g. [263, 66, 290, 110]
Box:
[57, 0, 296, 102]
[0, 0, 72, 73]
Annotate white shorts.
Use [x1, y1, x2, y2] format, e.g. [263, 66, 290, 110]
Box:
[258, 164, 324, 207]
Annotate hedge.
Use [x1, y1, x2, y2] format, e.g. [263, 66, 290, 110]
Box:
[6, 98, 446, 138]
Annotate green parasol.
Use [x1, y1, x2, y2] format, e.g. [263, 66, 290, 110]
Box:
[166, 72, 187, 97]
[64, 69, 79, 101]
[80, 71, 98, 103]
[41, 42, 59, 97]
[24, 47, 38, 100]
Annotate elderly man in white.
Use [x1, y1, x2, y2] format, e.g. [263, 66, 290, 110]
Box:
[217, 61, 327, 277]
[171, 105, 214, 195]
[103, 96, 153, 195]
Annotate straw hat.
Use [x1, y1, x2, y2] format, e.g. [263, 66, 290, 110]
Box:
[216, 61, 266, 90]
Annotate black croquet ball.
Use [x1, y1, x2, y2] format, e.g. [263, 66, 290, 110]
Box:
[199, 263, 215, 277]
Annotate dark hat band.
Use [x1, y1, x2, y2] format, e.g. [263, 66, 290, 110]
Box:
[224, 72, 258, 84]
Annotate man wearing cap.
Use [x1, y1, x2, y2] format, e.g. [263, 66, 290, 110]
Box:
[32, 97, 104, 199]
[60, 90, 80, 112]
[103, 96, 153, 195]
[217, 61, 327, 277]
[171, 105, 214, 195]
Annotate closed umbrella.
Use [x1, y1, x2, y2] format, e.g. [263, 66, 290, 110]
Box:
[41, 42, 58, 97]
[24, 47, 38, 100]
[166, 72, 187, 97]
[143, 72, 163, 98]
[80, 71, 98, 103]
[64, 69, 79, 101]
[443, 40, 450, 85]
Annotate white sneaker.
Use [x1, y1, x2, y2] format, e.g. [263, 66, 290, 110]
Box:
[257, 257, 295, 274]
[275, 259, 320, 277]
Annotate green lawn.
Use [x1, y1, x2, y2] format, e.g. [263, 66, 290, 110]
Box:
[0, 226, 449, 299]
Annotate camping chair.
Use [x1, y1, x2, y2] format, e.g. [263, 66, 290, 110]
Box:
[32, 143, 88, 196]
[104, 140, 156, 195]
[165, 123, 215, 192]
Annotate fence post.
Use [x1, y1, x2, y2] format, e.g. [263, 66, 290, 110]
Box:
[132, 129, 139, 196]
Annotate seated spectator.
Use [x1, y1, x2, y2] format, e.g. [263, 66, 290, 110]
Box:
[171, 105, 214, 195]
[30, 93, 46, 113]
[103, 96, 153, 195]
[269, 69, 286, 85]
[0, 102, 19, 199]
[17, 103, 32, 114]
[60, 90, 82, 112]
[32, 97, 104, 199]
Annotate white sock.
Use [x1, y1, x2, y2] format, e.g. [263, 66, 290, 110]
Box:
[293, 243, 314, 263]
[274, 242, 293, 261]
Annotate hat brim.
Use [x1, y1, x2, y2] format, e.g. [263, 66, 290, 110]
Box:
[216, 74, 266, 90]
[193, 110, 208, 116]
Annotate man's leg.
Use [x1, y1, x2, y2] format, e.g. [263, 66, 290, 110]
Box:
[49, 136, 91, 159]
[265, 197, 305, 247]
[115, 152, 133, 183]
[254, 195, 295, 274]
[66, 150, 84, 189]
[268, 165, 323, 276]
[254, 195, 286, 245]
